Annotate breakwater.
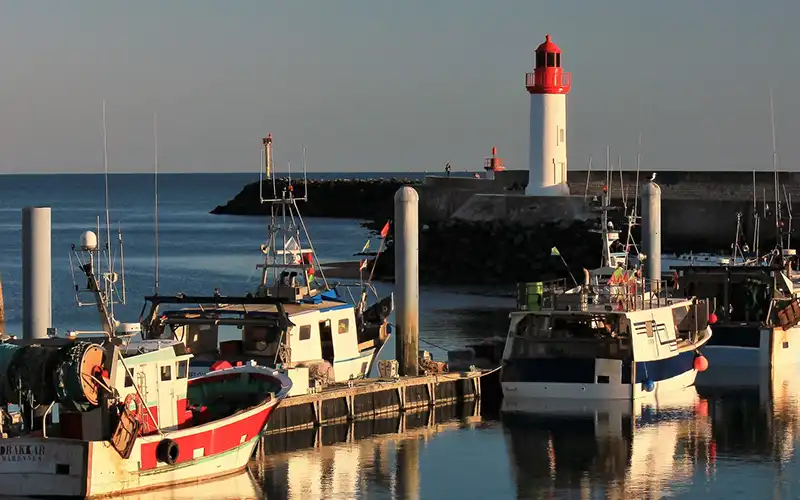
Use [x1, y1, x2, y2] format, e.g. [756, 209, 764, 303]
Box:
[212, 171, 800, 286]
[211, 178, 417, 220]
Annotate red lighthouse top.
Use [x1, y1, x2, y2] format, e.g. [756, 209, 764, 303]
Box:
[526, 34, 571, 95]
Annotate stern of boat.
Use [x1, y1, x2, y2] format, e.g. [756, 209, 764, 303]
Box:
[0, 437, 90, 497]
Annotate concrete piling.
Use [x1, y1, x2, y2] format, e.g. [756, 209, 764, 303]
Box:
[642, 182, 662, 290]
[22, 207, 52, 340]
[394, 186, 419, 377]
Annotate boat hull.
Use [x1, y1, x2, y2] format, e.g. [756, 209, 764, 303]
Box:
[502, 365, 698, 404]
[699, 325, 800, 368]
[0, 368, 288, 498]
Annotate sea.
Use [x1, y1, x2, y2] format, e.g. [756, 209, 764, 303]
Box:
[1, 172, 799, 499]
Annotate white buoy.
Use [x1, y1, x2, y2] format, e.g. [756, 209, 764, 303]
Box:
[394, 187, 419, 377]
[642, 182, 662, 287]
[22, 207, 52, 340]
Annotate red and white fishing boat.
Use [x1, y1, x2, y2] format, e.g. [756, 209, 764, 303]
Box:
[0, 337, 291, 498]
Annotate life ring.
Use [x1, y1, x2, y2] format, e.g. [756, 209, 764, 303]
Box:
[156, 438, 180, 465]
[123, 393, 144, 422]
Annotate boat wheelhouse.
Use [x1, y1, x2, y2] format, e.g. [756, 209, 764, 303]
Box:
[138, 290, 391, 387]
[502, 272, 713, 403]
[0, 336, 291, 497]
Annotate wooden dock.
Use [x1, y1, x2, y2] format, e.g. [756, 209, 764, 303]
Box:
[264, 369, 489, 435]
[258, 398, 482, 456]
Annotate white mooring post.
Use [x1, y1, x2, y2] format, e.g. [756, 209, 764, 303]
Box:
[642, 181, 662, 292]
[394, 187, 419, 377]
[22, 206, 52, 340]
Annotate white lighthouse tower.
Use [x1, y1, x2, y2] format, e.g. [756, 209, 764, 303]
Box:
[525, 34, 572, 196]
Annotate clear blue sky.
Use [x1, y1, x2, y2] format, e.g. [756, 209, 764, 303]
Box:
[0, 0, 796, 173]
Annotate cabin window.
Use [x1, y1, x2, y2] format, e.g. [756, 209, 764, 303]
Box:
[535, 51, 545, 68]
[546, 53, 556, 67]
[124, 368, 135, 387]
[177, 360, 188, 379]
[299, 325, 312, 341]
[338, 319, 350, 334]
[161, 365, 172, 381]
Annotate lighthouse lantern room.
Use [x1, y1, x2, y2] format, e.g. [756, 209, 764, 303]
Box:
[525, 34, 571, 196]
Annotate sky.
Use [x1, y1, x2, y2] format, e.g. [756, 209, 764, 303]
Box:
[0, 0, 797, 174]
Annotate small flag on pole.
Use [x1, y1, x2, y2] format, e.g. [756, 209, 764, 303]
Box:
[359, 259, 368, 271]
[380, 221, 391, 239]
[550, 247, 560, 257]
[361, 239, 371, 253]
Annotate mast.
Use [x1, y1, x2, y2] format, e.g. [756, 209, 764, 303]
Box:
[153, 113, 160, 295]
[770, 88, 782, 255]
[102, 100, 114, 323]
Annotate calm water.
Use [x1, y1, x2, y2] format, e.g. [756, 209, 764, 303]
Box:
[2, 173, 800, 499]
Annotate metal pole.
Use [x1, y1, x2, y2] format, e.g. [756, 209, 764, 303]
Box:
[22, 206, 52, 340]
[394, 186, 419, 377]
[0, 271, 5, 335]
[642, 182, 662, 292]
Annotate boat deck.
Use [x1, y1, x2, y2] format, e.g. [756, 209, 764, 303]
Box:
[513, 296, 690, 316]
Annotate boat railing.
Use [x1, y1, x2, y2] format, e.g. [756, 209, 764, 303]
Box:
[517, 276, 675, 312]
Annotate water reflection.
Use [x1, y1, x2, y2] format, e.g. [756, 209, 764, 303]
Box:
[254, 402, 483, 500]
[102, 469, 264, 499]
[502, 387, 711, 499]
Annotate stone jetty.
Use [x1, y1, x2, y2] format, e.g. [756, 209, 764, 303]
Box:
[211, 170, 800, 286]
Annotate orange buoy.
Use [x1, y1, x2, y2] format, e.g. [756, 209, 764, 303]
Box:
[693, 354, 709, 372]
[708, 313, 718, 324]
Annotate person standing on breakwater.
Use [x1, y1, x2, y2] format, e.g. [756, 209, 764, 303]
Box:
[445, 162, 451, 177]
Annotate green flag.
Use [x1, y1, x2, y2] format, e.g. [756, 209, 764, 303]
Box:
[551, 247, 560, 257]
[361, 239, 371, 253]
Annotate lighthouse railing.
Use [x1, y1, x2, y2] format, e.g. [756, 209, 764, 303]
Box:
[525, 72, 571, 91]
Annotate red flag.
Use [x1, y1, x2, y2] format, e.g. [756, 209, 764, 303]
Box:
[379, 221, 391, 239]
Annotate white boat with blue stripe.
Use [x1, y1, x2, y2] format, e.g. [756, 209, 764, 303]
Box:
[501, 275, 713, 404]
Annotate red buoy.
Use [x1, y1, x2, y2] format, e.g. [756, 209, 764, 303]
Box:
[708, 313, 718, 325]
[693, 354, 709, 372]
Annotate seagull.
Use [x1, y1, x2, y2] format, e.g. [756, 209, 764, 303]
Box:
[650, 173, 656, 182]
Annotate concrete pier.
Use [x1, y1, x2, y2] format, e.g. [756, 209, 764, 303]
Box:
[394, 186, 420, 377]
[21, 207, 52, 340]
[642, 182, 662, 287]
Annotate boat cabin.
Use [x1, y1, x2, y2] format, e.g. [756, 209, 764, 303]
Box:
[139, 293, 389, 384]
[675, 265, 789, 326]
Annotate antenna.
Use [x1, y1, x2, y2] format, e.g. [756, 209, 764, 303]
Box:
[102, 100, 114, 322]
[153, 113, 160, 295]
[770, 88, 781, 251]
[301, 144, 309, 202]
[583, 155, 592, 200]
[118, 222, 126, 304]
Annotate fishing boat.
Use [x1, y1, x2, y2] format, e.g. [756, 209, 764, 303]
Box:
[134, 136, 393, 388]
[501, 185, 713, 403]
[674, 251, 800, 369]
[68, 134, 392, 391]
[0, 336, 292, 497]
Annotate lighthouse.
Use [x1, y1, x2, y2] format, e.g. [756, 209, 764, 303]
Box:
[525, 34, 571, 196]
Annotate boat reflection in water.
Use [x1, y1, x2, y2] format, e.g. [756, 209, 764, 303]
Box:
[502, 386, 713, 499]
[696, 362, 800, 465]
[253, 402, 483, 500]
[94, 469, 264, 499]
